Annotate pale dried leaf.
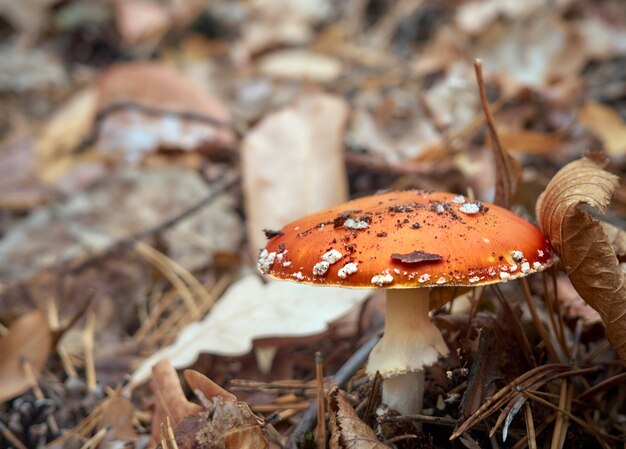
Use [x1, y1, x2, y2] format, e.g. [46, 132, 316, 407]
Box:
[476, 14, 584, 97]
[96, 62, 236, 164]
[114, 0, 171, 46]
[328, 386, 392, 449]
[579, 101, 626, 157]
[455, 0, 545, 35]
[242, 93, 349, 254]
[0, 309, 52, 403]
[536, 156, 626, 360]
[131, 274, 369, 385]
[35, 88, 99, 184]
[257, 49, 342, 82]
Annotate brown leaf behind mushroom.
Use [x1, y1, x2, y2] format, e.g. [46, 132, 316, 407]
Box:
[328, 386, 392, 449]
[0, 309, 51, 403]
[536, 155, 626, 360]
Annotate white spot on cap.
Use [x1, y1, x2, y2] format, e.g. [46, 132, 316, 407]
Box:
[283, 261, 292, 267]
[452, 195, 465, 204]
[338, 263, 358, 279]
[437, 277, 446, 284]
[499, 272, 511, 281]
[538, 250, 545, 258]
[343, 218, 369, 230]
[322, 249, 343, 264]
[435, 204, 446, 214]
[292, 272, 305, 281]
[469, 276, 481, 283]
[459, 202, 481, 214]
[533, 261, 543, 270]
[511, 250, 524, 262]
[483, 237, 490, 243]
[258, 250, 276, 274]
[371, 273, 394, 286]
[393, 268, 401, 275]
[509, 264, 518, 272]
[418, 273, 431, 283]
[313, 261, 330, 276]
[521, 262, 531, 274]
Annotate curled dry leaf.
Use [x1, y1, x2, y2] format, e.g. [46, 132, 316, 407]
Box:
[151, 362, 267, 449]
[0, 309, 52, 403]
[536, 155, 626, 360]
[150, 359, 203, 442]
[328, 386, 392, 449]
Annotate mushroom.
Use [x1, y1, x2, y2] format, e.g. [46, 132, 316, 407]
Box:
[258, 190, 552, 415]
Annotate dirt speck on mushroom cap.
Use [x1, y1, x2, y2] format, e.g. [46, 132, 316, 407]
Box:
[260, 190, 552, 288]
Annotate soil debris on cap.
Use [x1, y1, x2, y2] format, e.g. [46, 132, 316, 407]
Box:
[391, 251, 443, 264]
[263, 229, 285, 239]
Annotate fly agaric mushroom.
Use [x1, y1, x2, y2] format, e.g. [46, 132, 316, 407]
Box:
[258, 190, 551, 415]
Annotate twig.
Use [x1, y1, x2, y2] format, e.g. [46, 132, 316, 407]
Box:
[474, 59, 515, 208]
[285, 334, 381, 449]
[315, 352, 326, 449]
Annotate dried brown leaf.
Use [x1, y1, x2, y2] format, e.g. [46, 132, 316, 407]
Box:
[150, 359, 203, 443]
[536, 156, 626, 360]
[328, 386, 392, 449]
[154, 366, 268, 449]
[0, 309, 51, 403]
[101, 396, 138, 441]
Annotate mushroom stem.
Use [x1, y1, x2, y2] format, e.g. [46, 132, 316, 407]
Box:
[367, 288, 449, 415]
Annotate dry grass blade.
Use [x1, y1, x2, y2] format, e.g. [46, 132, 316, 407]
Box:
[84, 311, 97, 392]
[0, 421, 27, 449]
[524, 402, 537, 449]
[79, 426, 108, 449]
[550, 380, 573, 449]
[520, 278, 560, 362]
[451, 364, 583, 439]
[135, 241, 200, 319]
[523, 391, 619, 446]
[315, 352, 326, 449]
[577, 371, 626, 400]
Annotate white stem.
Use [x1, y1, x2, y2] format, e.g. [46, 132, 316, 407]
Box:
[367, 289, 449, 415]
[382, 370, 425, 415]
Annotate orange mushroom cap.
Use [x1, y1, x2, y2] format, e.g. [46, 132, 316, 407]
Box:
[259, 190, 552, 288]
